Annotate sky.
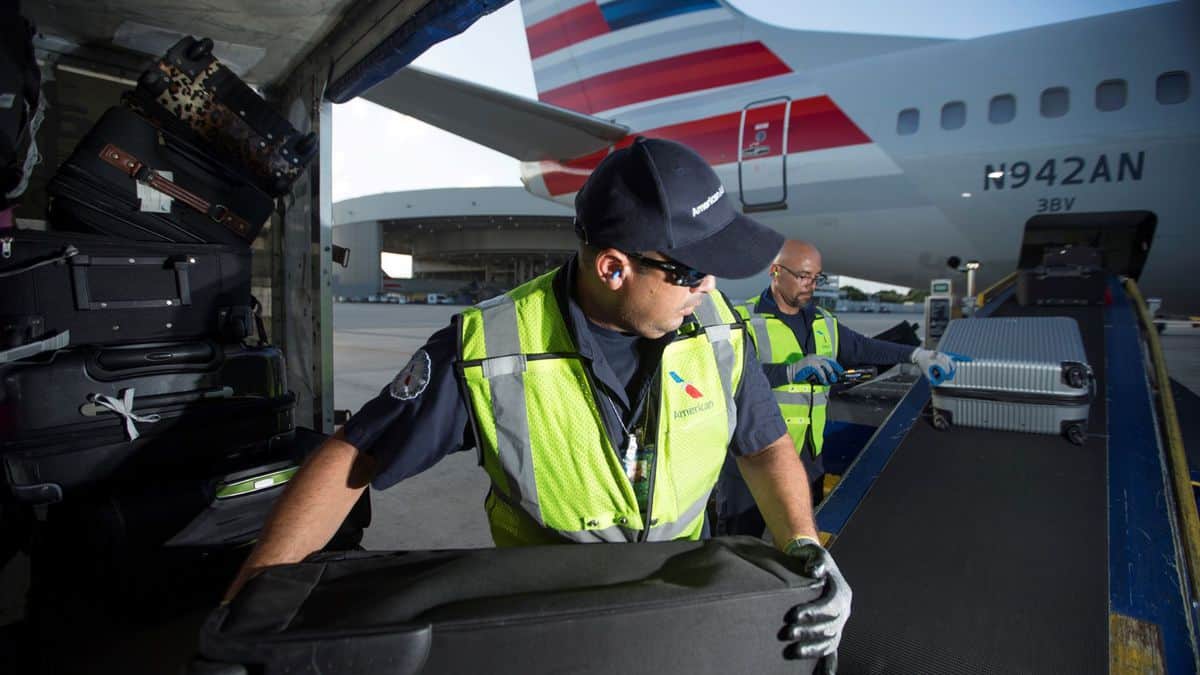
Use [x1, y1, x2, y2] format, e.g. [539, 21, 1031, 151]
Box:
[331, 0, 1170, 293]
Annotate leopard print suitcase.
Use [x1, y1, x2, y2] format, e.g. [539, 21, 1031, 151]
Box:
[127, 37, 317, 197]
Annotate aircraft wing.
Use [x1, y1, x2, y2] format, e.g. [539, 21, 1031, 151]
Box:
[359, 65, 628, 161]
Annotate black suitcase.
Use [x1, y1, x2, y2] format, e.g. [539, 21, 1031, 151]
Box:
[0, 339, 285, 434]
[0, 229, 253, 357]
[1016, 244, 1106, 306]
[127, 36, 317, 197]
[196, 538, 827, 675]
[48, 106, 274, 245]
[1, 342, 294, 503]
[3, 393, 295, 504]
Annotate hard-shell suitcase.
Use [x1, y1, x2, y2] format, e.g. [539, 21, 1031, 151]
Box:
[1016, 245, 1106, 306]
[128, 36, 318, 197]
[930, 317, 1093, 444]
[1, 342, 294, 503]
[195, 537, 826, 675]
[48, 106, 273, 246]
[0, 229, 253, 357]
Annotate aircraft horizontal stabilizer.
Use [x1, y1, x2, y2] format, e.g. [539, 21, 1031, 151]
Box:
[360, 65, 628, 161]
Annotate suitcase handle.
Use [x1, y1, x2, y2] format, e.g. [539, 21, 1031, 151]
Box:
[68, 253, 194, 310]
[79, 385, 234, 416]
[99, 143, 258, 242]
[94, 341, 218, 372]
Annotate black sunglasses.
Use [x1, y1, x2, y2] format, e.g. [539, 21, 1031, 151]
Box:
[623, 251, 709, 288]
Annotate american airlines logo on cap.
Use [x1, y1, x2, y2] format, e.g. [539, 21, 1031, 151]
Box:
[690, 185, 725, 218]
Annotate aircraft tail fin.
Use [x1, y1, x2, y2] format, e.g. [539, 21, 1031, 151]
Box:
[518, 0, 944, 117]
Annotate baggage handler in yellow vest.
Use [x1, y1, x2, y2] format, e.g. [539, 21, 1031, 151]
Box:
[226, 139, 852, 663]
[717, 239, 970, 537]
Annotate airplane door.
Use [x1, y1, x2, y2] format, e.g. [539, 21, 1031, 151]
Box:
[738, 97, 790, 212]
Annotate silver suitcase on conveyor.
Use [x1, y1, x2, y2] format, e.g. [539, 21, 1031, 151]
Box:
[929, 317, 1093, 444]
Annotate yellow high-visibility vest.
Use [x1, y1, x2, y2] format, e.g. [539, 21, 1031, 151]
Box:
[458, 271, 746, 546]
[735, 300, 838, 456]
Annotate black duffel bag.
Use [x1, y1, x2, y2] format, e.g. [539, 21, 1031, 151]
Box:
[194, 537, 827, 675]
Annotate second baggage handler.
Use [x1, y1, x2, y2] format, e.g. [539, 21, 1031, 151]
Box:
[717, 239, 969, 536]
[225, 139, 852, 664]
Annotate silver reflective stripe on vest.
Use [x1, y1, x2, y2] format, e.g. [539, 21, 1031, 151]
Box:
[478, 293, 520, 356]
[747, 314, 772, 363]
[645, 488, 713, 541]
[696, 295, 738, 444]
[559, 525, 638, 543]
[491, 487, 638, 543]
[693, 294, 721, 327]
[774, 390, 829, 407]
[817, 307, 838, 357]
[478, 295, 543, 525]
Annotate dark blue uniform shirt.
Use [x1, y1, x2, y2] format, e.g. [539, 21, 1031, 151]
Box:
[345, 256, 787, 490]
[749, 289, 916, 388]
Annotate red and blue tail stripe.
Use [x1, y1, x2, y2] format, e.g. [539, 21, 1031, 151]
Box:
[535, 96, 871, 196]
[540, 41, 789, 114]
[527, 0, 722, 58]
[599, 0, 722, 31]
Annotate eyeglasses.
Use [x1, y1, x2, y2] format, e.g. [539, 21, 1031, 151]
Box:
[623, 251, 709, 288]
[775, 264, 827, 286]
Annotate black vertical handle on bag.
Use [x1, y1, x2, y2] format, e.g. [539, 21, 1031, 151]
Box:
[69, 254, 194, 310]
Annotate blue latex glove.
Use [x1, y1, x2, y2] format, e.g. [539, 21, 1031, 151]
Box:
[911, 348, 972, 386]
[788, 355, 845, 385]
[783, 537, 852, 666]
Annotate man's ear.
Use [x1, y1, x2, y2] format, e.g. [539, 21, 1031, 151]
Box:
[596, 248, 629, 287]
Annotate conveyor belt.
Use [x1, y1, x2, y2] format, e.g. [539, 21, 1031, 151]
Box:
[824, 298, 1111, 673]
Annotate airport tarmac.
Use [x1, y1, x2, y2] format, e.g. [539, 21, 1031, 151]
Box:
[334, 301, 1200, 552]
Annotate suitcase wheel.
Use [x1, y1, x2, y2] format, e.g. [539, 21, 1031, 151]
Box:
[1064, 423, 1087, 445]
[930, 409, 951, 431]
[186, 37, 215, 61]
[1062, 364, 1088, 389]
[138, 68, 170, 96]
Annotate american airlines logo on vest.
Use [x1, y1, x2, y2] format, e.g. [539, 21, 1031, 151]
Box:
[669, 371, 715, 420]
[669, 371, 704, 399]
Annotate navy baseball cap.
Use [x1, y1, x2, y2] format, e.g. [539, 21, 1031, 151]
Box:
[574, 137, 784, 279]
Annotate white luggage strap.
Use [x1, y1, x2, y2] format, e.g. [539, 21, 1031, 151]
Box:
[87, 388, 161, 441]
[0, 330, 69, 363]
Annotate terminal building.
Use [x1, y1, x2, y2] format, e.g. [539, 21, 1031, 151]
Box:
[332, 187, 576, 302]
[332, 187, 906, 308]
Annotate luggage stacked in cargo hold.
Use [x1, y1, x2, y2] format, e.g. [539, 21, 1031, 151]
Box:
[193, 538, 826, 675]
[0, 38, 342, 670]
[1016, 244, 1107, 306]
[929, 317, 1094, 444]
[1, 34, 319, 499]
[47, 36, 316, 245]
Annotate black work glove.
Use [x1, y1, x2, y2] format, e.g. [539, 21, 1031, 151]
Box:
[783, 537, 852, 672]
